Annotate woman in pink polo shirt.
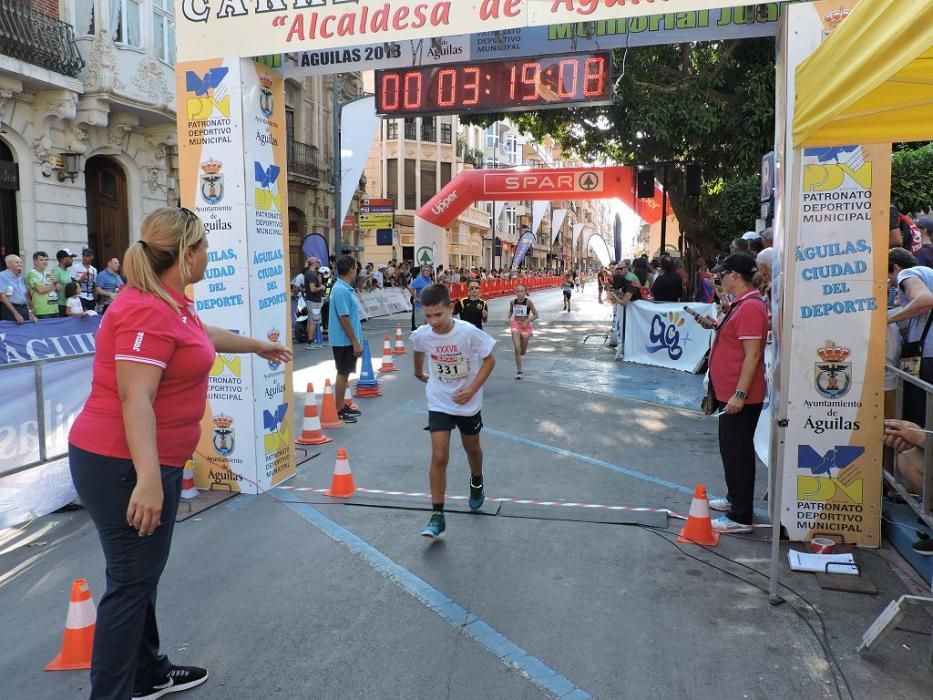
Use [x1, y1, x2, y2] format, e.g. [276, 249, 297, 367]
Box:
[68, 207, 291, 700]
[706, 253, 768, 535]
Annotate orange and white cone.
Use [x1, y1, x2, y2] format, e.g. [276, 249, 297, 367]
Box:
[45, 578, 96, 671]
[393, 324, 407, 355]
[319, 378, 344, 429]
[296, 383, 332, 445]
[324, 448, 356, 498]
[677, 484, 720, 546]
[379, 336, 397, 372]
[181, 460, 198, 499]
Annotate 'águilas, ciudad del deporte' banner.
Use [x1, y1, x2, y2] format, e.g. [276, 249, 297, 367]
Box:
[781, 144, 890, 546]
[173, 0, 766, 62]
[175, 58, 295, 494]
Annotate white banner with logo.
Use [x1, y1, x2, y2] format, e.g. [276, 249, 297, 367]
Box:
[177, 58, 296, 494]
[623, 301, 715, 373]
[176, 1, 763, 63]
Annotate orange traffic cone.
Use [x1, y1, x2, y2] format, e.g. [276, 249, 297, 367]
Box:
[324, 448, 356, 498]
[45, 578, 96, 671]
[379, 336, 397, 372]
[296, 383, 332, 445]
[181, 459, 198, 499]
[393, 324, 407, 355]
[677, 484, 720, 546]
[319, 378, 344, 429]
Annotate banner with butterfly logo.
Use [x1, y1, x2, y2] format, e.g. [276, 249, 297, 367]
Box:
[177, 59, 295, 493]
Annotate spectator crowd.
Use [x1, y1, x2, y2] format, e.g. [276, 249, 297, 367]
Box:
[0, 247, 124, 323]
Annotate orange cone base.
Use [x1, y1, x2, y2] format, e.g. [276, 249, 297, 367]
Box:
[45, 627, 94, 671]
[296, 433, 332, 445]
[677, 527, 720, 546]
[324, 474, 356, 498]
[353, 386, 381, 398]
[380, 364, 398, 373]
[393, 347, 406, 355]
[320, 418, 344, 429]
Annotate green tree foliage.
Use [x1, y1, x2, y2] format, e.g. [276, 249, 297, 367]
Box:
[697, 175, 762, 250]
[892, 143, 933, 214]
[469, 40, 777, 249]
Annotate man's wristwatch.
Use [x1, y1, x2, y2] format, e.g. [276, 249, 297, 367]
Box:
[734, 390, 748, 400]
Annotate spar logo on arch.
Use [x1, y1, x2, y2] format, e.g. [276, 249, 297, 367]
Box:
[185, 66, 231, 121]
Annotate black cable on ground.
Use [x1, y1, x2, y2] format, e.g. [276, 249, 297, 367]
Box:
[641, 525, 855, 700]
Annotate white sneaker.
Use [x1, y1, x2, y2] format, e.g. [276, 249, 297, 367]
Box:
[711, 515, 753, 534]
[709, 498, 731, 512]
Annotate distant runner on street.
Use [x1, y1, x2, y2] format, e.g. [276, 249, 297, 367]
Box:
[562, 273, 574, 312]
[410, 284, 496, 539]
[507, 284, 539, 380]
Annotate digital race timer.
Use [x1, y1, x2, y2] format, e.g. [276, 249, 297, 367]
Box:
[375, 53, 613, 117]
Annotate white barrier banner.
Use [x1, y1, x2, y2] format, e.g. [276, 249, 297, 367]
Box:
[356, 288, 413, 320]
[0, 356, 92, 528]
[623, 301, 715, 373]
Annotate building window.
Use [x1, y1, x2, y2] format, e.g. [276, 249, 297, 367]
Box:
[111, 0, 142, 47]
[440, 122, 452, 144]
[404, 118, 416, 140]
[507, 207, 517, 237]
[404, 159, 416, 210]
[421, 117, 436, 142]
[440, 162, 452, 188]
[486, 124, 499, 149]
[74, 0, 95, 35]
[386, 158, 398, 199]
[386, 120, 398, 140]
[152, 0, 175, 64]
[420, 163, 436, 206]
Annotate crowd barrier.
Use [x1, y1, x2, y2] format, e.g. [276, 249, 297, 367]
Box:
[445, 276, 563, 301]
[0, 318, 104, 528]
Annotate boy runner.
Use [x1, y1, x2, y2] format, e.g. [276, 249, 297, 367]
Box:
[411, 284, 496, 538]
[452, 281, 488, 330]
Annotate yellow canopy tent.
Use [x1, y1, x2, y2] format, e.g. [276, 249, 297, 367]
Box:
[793, 0, 933, 148]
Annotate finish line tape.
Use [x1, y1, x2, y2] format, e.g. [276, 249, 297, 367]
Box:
[275, 485, 684, 519]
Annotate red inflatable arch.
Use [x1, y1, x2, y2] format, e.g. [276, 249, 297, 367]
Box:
[414, 166, 670, 266]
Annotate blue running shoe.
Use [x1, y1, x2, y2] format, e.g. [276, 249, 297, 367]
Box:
[421, 512, 446, 538]
[469, 478, 485, 510]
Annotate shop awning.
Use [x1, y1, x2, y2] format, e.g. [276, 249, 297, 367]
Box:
[793, 0, 933, 148]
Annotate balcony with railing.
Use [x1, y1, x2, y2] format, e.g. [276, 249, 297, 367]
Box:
[0, 0, 85, 77]
[287, 140, 321, 183]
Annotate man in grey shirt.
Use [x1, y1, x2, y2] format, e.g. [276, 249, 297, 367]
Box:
[0, 254, 36, 323]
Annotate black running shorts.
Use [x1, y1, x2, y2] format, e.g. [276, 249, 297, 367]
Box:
[428, 410, 483, 435]
[332, 345, 358, 376]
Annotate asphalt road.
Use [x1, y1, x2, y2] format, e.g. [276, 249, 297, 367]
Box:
[2, 286, 930, 699]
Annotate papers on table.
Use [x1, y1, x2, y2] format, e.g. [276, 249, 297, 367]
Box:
[787, 550, 858, 575]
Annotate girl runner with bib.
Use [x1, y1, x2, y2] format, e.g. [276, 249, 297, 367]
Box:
[507, 284, 539, 379]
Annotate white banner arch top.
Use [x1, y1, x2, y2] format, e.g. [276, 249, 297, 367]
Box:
[414, 166, 669, 267]
[175, 1, 768, 62]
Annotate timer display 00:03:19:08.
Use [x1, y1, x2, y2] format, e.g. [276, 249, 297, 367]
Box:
[375, 53, 613, 116]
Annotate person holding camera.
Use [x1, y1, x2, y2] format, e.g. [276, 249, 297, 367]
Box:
[705, 253, 768, 534]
